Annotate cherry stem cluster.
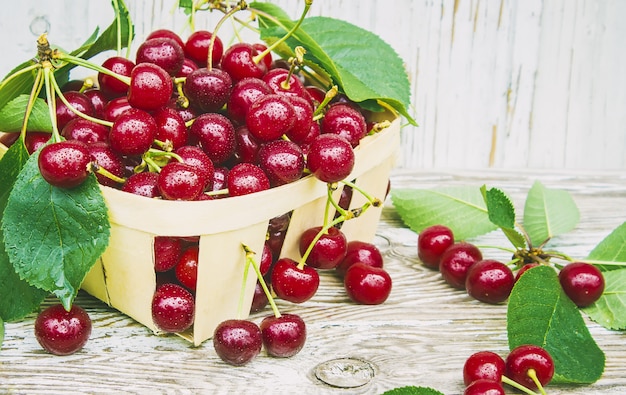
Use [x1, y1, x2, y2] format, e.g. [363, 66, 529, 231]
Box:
[242, 244, 281, 318]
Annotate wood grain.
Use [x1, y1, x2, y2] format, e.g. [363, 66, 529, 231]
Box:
[1, 1, 624, 170]
[1, 169, 625, 394]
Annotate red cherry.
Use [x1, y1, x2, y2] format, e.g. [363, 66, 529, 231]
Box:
[213, 319, 262, 366]
[336, 240, 384, 277]
[464, 379, 505, 395]
[109, 108, 157, 156]
[463, 351, 506, 386]
[38, 140, 91, 189]
[465, 259, 515, 304]
[154, 236, 183, 272]
[260, 313, 306, 358]
[298, 226, 347, 270]
[121, 171, 161, 198]
[183, 67, 233, 113]
[184, 30, 223, 68]
[245, 94, 296, 142]
[98, 56, 135, 99]
[439, 242, 483, 289]
[127, 63, 173, 111]
[227, 163, 270, 197]
[343, 263, 392, 305]
[306, 134, 355, 183]
[505, 344, 554, 391]
[151, 283, 195, 333]
[220, 42, 267, 82]
[270, 258, 319, 303]
[175, 246, 199, 292]
[417, 224, 455, 269]
[136, 37, 185, 76]
[34, 304, 92, 356]
[558, 262, 605, 307]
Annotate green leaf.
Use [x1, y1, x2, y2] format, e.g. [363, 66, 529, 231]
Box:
[507, 265, 605, 384]
[587, 221, 626, 271]
[523, 181, 580, 247]
[251, 2, 415, 125]
[0, 61, 39, 112]
[481, 185, 526, 249]
[0, 96, 53, 132]
[381, 386, 444, 395]
[582, 269, 626, 330]
[0, 140, 49, 321]
[1, 150, 110, 309]
[0, 316, 4, 347]
[391, 187, 497, 240]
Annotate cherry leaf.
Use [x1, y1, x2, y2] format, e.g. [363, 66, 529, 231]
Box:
[381, 386, 445, 395]
[391, 187, 497, 240]
[0, 139, 49, 321]
[582, 269, 626, 330]
[507, 265, 605, 384]
[523, 181, 579, 247]
[1, 149, 110, 310]
[587, 221, 626, 271]
[251, 2, 415, 125]
[481, 185, 526, 249]
[0, 95, 52, 132]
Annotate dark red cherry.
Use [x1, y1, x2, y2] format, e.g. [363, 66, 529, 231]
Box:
[184, 30, 223, 68]
[87, 142, 125, 187]
[151, 283, 195, 333]
[102, 96, 133, 122]
[55, 91, 96, 130]
[234, 125, 261, 164]
[515, 263, 540, 282]
[158, 161, 207, 201]
[34, 304, 92, 356]
[175, 246, 199, 292]
[24, 131, 51, 154]
[558, 262, 605, 307]
[250, 281, 269, 313]
[38, 140, 91, 188]
[61, 118, 109, 145]
[121, 171, 161, 198]
[321, 103, 367, 147]
[262, 68, 309, 101]
[260, 313, 306, 358]
[176, 57, 199, 78]
[256, 139, 305, 186]
[127, 63, 173, 111]
[220, 42, 267, 82]
[136, 37, 185, 76]
[174, 145, 215, 190]
[227, 162, 270, 197]
[336, 240, 384, 277]
[213, 319, 262, 366]
[306, 134, 355, 183]
[227, 77, 272, 124]
[153, 107, 188, 150]
[210, 166, 229, 193]
[463, 351, 506, 386]
[98, 56, 135, 99]
[505, 344, 554, 391]
[109, 108, 157, 156]
[417, 224, 455, 269]
[245, 94, 295, 142]
[299, 226, 347, 270]
[154, 236, 183, 272]
[465, 259, 515, 304]
[84, 89, 107, 118]
[252, 43, 272, 70]
[285, 95, 314, 143]
[343, 263, 392, 305]
[439, 242, 482, 289]
[270, 258, 319, 303]
[147, 29, 185, 49]
[189, 113, 236, 165]
[183, 67, 232, 113]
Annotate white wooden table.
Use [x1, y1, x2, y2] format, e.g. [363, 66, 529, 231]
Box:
[1, 169, 625, 394]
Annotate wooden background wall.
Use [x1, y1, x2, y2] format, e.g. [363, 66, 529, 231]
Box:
[1, 0, 624, 170]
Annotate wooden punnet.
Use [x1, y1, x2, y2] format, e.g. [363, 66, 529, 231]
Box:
[81, 116, 401, 346]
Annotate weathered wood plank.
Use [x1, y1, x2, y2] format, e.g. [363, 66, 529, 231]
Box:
[1, 169, 625, 394]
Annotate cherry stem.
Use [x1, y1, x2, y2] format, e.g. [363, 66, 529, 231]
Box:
[500, 375, 541, 395]
[20, 66, 45, 144]
[527, 369, 548, 395]
[280, 46, 306, 90]
[50, 75, 114, 128]
[207, 1, 248, 70]
[312, 85, 338, 118]
[340, 179, 382, 208]
[56, 52, 131, 86]
[474, 244, 517, 254]
[242, 244, 281, 318]
[237, 244, 253, 319]
[42, 66, 62, 143]
[0, 63, 40, 92]
[205, 188, 229, 197]
[251, 0, 313, 65]
[90, 162, 126, 184]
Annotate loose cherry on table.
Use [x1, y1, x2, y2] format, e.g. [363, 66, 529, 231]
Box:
[558, 261, 605, 307]
[417, 224, 455, 269]
[34, 304, 92, 356]
[463, 379, 506, 395]
[259, 313, 307, 358]
[335, 240, 384, 277]
[213, 319, 263, 366]
[270, 257, 320, 304]
[439, 241, 483, 289]
[465, 259, 515, 304]
[343, 262, 392, 305]
[463, 350, 506, 386]
[505, 344, 554, 392]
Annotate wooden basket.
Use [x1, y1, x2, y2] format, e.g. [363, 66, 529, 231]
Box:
[81, 117, 401, 345]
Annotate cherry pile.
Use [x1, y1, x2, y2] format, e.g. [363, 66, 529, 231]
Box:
[463, 345, 555, 395]
[417, 224, 605, 307]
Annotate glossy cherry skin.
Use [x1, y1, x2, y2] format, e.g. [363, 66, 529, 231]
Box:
[61, 118, 109, 145]
[465, 259, 515, 304]
[151, 283, 195, 333]
[250, 281, 269, 313]
[417, 224, 455, 269]
[154, 236, 183, 272]
[189, 113, 236, 165]
[24, 131, 51, 154]
[152, 107, 188, 150]
[183, 67, 232, 113]
[175, 145, 215, 190]
[260, 313, 306, 358]
[158, 161, 207, 201]
[87, 142, 125, 187]
[227, 77, 272, 124]
[343, 263, 392, 305]
[227, 163, 270, 197]
[271, 258, 320, 303]
[109, 108, 157, 156]
[336, 240, 384, 277]
[220, 42, 267, 82]
[256, 139, 305, 186]
[245, 94, 296, 142]
[34, 304, 92, 356]
[103, 96, 133, 122]
[463, 379, 505, 395]
[175, 246, 199, 292]
[558, 262, 605, 307]
[55, 91, 96, 130]
[306, 134, 355, 183]
[213, 319, 262, 366]
[262, 68, 309, 100]
[184, 30, 223, 68]
[84, 89, 107, 118]
[176, 57, 199, 78]
[505, 344, 554, 390]
[299, 226, 347, 270]
[439, 242, 483, 289]
[146, 28, 185, 49]
[98, 56, 135, 99]
[234, 125, 261, 164]
[321, 103, 367, 147]
[136, 37, 185, 76]
[463, 351, 506, 386]
[38, 140, 91, 189]
[285, 95, 314, 143]
[127, 63, 173, 111]
[121, 171, 161, 198]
